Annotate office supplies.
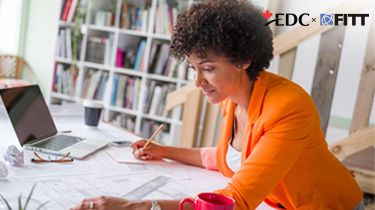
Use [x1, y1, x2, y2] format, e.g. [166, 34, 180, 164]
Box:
[122, 176, 170, 200]
[0, 85, 108, 159]
[143, 124, 164, 149]
[31, 152, 73, 163]
[106, 148, 168, 165]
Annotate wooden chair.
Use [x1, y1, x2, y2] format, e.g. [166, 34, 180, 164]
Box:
[0, 55, 33, 83]
[166, 0, 375, 208]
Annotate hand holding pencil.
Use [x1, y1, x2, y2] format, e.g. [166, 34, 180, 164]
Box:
[129, 124, 165, 160]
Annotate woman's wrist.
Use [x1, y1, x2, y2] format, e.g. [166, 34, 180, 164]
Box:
[162, 146, 174, 159]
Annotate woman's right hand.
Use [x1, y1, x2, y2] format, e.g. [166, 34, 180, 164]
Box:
[129, 140, 165, 160]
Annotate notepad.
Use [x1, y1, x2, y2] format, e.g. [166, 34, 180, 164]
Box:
[106, 148, 170, 165]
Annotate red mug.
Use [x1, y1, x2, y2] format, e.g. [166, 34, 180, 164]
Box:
[179, 193, 235, 210]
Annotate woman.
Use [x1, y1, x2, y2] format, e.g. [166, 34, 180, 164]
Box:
[71, 0, 365, 209]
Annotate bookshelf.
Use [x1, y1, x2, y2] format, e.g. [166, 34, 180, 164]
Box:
[48, 0, 198, 146]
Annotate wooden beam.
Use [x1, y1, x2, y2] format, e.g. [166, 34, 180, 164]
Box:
[328, 126, 375, 159]
[346, 166, 375, 194]
[165, 83, 196, 111]
[310, 24, 346, 134]
[278, 47, 297, 79]
[273, 0, 375, 55]
[350, 6, 375, 134]
[200, 103, 220, 147]
[179, 88, 204, 147]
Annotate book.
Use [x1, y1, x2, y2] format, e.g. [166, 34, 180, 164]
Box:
[108, 33, 114, 65]
[55, 33, 60, 57]
[135, 9, 142, 31]
[106, 148, 169, 165]
[106, 12, 113, 26]
[59, 29, 66, 58]
[81, 70, 94, 98]
[86, 37, 108, 64]
[52, 62, 58, 91]
[130, 7, 137, 30]
[103, 38, 110, 65]
[66, 0, 79, 23]
[94, 71, 108, 100]
[141, 9, 148, 33]
[60, 0, 67, 20]
[116, 48, 123, 67]
[155, 44, 170, 75]
[121, 3, 129, 29]
[95, 10, 108, 26]
[148, 85, 163, 115]
[65, 28, 72, 59]
[111, 74, 119, 105]
[149, 44, 162, 73]
[115, 74, 127, 107]
[61, 0, 72, 21]
[86, 70, 102, 99]
[143, 80, 156, 113]
[157, 84, 169, 116]
[132, 77, 140, 110]
[134, 40, 146, 71]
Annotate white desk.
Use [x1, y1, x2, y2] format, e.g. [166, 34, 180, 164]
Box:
[0, 104, 275, 210]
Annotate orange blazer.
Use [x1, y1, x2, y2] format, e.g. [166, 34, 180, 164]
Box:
[213, 71, 362, 209]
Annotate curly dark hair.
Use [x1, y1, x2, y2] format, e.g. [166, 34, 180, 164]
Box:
[170, 0, 274, 81]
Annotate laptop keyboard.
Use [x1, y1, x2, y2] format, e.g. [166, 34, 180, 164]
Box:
[33, 135, 85, 151]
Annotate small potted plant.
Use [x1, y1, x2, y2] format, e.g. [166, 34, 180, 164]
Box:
[0, 184, 48, 210]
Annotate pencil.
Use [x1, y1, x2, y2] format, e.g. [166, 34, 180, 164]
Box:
[143, 124, 164, 149]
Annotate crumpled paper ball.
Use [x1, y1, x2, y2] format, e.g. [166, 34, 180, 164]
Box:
[3, 145, 24, 166]
[0, 161, 7, 178]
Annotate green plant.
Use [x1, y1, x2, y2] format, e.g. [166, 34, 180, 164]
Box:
[0, 183, 49, 210]
[71, 0, 94, 64]
[110, 0, 117, 14]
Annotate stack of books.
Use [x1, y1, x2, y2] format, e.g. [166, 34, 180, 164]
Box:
[85, 34, 114, 65]
[143, 81, 176, 117]
[56, 28, 82, 60]
[154, 0, 182, 35]
[60, 0, 82, 23]
[52, 62, 79, 96]
[116, 40, 146, 71]
[94, 10, 115, 27]
[111, 74, 141, 110]
[121, 3, 149, 32]
[80, 69, 109, 100]
[148, 43, 178, 77]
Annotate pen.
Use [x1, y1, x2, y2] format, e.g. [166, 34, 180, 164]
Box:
[143, 124, 164, 149]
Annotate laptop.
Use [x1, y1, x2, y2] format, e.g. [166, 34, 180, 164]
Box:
[0, 85, 108, 159]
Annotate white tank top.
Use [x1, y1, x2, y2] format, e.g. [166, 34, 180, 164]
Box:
[226, 139, 241, 173]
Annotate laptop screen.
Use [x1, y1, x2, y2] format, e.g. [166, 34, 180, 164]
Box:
[0, 85, 57, 145]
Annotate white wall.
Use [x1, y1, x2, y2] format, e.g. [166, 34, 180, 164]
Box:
[0, 0, 23, 55]
[23, 0, 60, 97]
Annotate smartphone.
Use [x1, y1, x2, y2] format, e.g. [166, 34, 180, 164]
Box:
[110, 141, 132, 147]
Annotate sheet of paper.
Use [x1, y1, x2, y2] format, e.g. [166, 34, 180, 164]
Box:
[87, 150, 189, 179]
[11, 171, 177, 209]
[105, 148, 169, 165]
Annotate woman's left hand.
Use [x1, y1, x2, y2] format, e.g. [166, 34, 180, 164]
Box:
[68, 196, 150, 210]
